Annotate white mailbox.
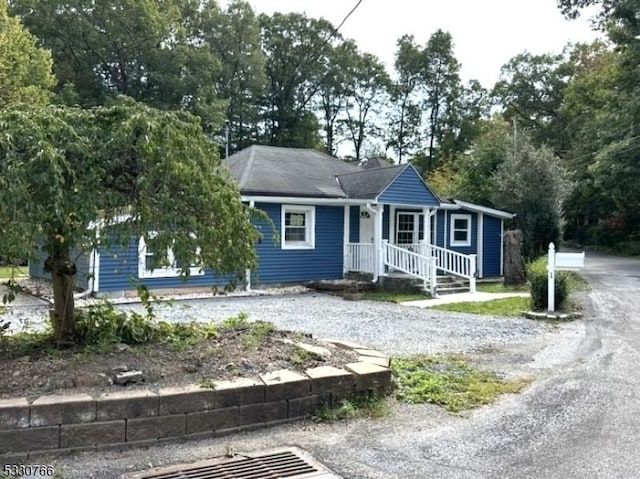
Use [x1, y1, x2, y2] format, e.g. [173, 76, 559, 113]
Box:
[547, 243, 586, 312]
[555, 252, 585, 271]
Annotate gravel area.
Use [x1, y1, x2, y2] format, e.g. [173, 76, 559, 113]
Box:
[114, 291, 554, 357]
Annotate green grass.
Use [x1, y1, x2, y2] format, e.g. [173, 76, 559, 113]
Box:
[477, 282, 528, 293]
[313, 393, 389, 422]
[364, 291, 430, 303]
[432, 296, 530, 316]
[392, 355, 529, 413]
[0, 265, 27, 279]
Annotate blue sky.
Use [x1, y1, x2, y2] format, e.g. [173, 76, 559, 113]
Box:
[244, 0, 602, 87]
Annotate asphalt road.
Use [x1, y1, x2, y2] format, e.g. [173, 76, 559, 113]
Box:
[30, 253, 640, 478]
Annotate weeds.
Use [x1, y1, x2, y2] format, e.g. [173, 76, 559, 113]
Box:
[220, 312, 250, 329]
[393, 355, 529, 413]
[290, 345, 315, 367]
[314, 393, 389, 422]
[242, 321, 276, 349]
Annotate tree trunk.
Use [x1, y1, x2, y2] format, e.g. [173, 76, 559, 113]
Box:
[503, 229, 526, 286]
[47, 252, 77, 341]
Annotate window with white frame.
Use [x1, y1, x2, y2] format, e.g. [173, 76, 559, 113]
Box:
[138, 234, 205, 279]
[281, 205, 315, 249]
[450, 214, 472, 247]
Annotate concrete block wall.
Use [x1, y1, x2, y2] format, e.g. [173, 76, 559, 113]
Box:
[0, 343, 391, 461]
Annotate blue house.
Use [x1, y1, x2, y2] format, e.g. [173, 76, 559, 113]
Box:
[30, 146, 514, 296]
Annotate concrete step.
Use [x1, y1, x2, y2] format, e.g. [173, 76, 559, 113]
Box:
[437, 286, 471, 295]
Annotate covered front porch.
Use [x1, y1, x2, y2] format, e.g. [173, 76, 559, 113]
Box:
[342, 203, 477, 296]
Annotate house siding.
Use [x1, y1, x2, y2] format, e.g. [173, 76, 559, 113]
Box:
[447, 209, 478, 256]
[378, 167, 440, 207]
[435, 210, 446, 248]
[252, 202, 344, 284]
[349, 205, 360, 243]
[97, 237, 232, 293]
[29, 247, 90, 290]
[482, 216, 503, 277]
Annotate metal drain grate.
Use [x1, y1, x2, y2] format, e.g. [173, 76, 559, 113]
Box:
[124, 447, 341, 479]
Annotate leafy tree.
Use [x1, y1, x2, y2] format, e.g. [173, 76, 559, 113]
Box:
[429, 117, 511, 206]
[341, 51, 390, 161]
[492, 51, 572, 152]
[0, 0, 55, 105]
[419, 29, 462, 172]
[560, 42, 621, 242]
[0, 101, 259, 341]
[316, 39, 357, 156]
[492, 132, 569, 259]
[259, 11, 335, 147]
[387, 34, 423, 163]
[10, 0, 224, 127]
[199, 0, 266, 153]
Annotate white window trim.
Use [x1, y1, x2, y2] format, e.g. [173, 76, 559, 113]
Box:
[138, 234, 205, 279]
[450, 214, 472, 247]
[281, 204, 315, 250]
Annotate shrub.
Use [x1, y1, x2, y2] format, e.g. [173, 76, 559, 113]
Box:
[527, 257, 570, 311]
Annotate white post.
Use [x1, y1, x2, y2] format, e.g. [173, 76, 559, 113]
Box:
[423, 208, 430, 245]
[430, 257, 437, 297]
[343, 205, 350, 276]
[548, 242, 556, 312]
[469, 254, 477, 293]
[376, 205, 385, 279]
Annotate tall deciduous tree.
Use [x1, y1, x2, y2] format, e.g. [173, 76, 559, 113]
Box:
[0, 101, 259, 341]
[342, 51, 390, 162]
[387, 34, 422, 163]
[10, 0, 224, 127]
[0, 0, 55, 105]
[259, 11, 334, 148]
[419, 29, 462, 172]
[316, 39, 357, 156]
[492, 51, 572, 152]
[199, 0, 266, 153]
[492, 132, 569, 259]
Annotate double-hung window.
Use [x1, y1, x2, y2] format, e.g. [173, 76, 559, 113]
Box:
[138, 233, 205, 278]
[450, 214, 472, 247]
[281, 205, 315, 250]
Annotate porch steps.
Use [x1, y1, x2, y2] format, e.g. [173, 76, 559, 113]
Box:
[379, 273, 471, 296]
[436, 275, 471, 295]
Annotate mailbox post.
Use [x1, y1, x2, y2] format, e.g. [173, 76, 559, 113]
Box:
[547, 242, 586, 312]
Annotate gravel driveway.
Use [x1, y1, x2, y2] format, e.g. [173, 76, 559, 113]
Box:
[4, 288, 586, 478]
[116, 292, 551, 358]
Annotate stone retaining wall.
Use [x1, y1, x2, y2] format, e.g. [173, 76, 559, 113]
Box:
[0, 341, 391, 461]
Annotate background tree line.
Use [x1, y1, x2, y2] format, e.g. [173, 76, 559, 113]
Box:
[4, 0, 639, 260]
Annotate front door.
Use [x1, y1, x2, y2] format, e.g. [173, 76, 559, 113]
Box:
[396, 212, 420, 245]
[359, 206, 374, 243]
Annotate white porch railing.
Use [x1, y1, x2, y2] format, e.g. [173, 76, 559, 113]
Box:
[405, 242, 476, 293]
[345, 243, 375, 274]
[383, 242, 437, 295]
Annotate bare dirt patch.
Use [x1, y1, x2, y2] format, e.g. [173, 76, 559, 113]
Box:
[0, 326, 358, 401]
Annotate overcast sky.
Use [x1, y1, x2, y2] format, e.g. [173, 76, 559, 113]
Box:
[243, 0, 602, 88]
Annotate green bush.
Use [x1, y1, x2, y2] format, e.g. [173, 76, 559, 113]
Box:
[527, 257, 570, 311]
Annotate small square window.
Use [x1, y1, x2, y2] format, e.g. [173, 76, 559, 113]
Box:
[281, 205, 315, 249]
[450, 214, 471, 247]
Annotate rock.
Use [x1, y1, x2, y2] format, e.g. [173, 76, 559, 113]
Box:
[115, 343, 132, 352]
[41, 382, 52, 393]
[112, 365, 129, 373]
[113, 370, 144, 385]
[17, 355, 30, 363]
[12, 370, 20, 377]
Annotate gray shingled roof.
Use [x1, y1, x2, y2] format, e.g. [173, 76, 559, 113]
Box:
[336, 164, 408, 200]
[225, 145, 360, 198]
